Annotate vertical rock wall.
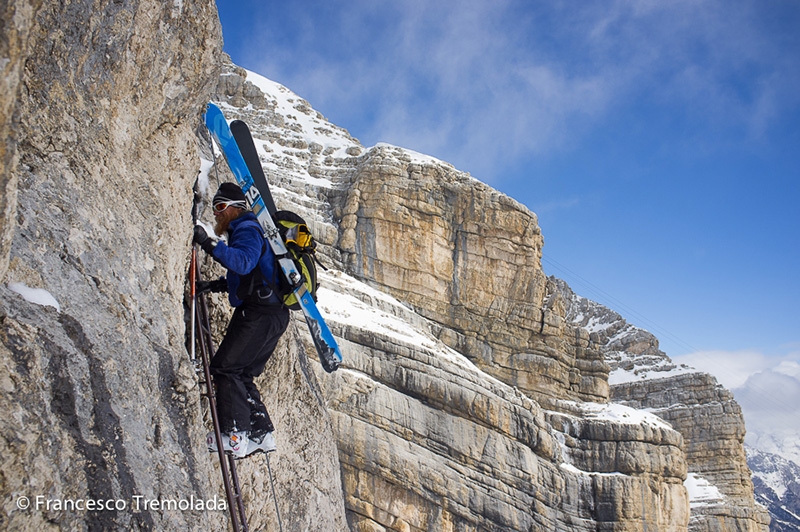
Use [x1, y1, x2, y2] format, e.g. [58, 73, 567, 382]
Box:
[332, 149, 609, 406]
[0, 0, 42, 279]
[613, 374, 771, 531]
[554, 279, 770, 531]
[1, 1, 224, 529]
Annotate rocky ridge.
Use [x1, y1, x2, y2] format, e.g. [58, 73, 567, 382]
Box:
[747, 446, 800, 532]
[551, 279, 771, 530]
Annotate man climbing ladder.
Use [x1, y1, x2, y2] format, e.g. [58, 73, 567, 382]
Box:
[193, 182, 290, 459]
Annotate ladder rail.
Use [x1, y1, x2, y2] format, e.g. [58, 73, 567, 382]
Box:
[228, 453, 249, 527]
[191, 247, 249, 532]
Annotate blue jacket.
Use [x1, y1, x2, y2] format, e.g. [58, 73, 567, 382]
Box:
[211, 212, 279, 307]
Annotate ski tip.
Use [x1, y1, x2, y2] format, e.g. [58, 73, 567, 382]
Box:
[204, 102, 226, 131]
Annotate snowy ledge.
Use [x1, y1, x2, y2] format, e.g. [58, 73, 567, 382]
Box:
[684, 473, 725, 508]
[552, 399, 674, 432]
[560, 463, 625, 477]
[608, 361, 700, 386]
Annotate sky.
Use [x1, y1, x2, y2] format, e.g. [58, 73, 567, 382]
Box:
[214, 1, 799, 400]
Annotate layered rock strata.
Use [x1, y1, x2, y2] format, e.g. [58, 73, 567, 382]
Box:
[314, 272, 690, 531]
[210, 65, 707, 530]
[333, 149, 611, 407]
[613, 374, 771, 531]
[552, 279, 770, 531]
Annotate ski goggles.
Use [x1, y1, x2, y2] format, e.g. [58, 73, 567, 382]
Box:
[213, 200, 247, 212]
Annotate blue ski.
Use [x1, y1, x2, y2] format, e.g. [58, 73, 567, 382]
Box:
[204, 103, 342, 372]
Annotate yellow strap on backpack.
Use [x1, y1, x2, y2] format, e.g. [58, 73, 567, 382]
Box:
[284, 222, 313, 249]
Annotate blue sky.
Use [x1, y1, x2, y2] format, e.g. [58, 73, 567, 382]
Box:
[214, 1, 799, 373]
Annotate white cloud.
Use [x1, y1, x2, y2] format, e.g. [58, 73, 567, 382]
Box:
[671, 349, 775, 389]
[674, 348, 800, 464]
[736, 367, 800, 465]
[773, 359, 800, 379]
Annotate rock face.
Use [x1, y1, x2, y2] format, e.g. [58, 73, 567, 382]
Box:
[3, 2, 349, 528]
[1, 0, 39, 280]
[332, 149, 611, 408]
[551, 280, 770, 531]
[1, 4, 768, 530]
[613, 373, 770, 531]
[1, 1, 225, 530]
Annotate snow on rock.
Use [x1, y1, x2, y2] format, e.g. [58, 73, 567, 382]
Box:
[746, 443, 800, 529]
[608, 354, 699, 385]
[373, 142, 455, 170]
[316, 269, 501, 383]
[578, 400, 674, 431]
[685, 473, 725, 508]
[7, 282, 60, 312]
[196, 157, 215, 193]
[550, 276, 702, 385]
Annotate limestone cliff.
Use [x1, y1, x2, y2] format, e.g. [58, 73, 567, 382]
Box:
[552, 279, 771, 531]
[208, 64, 766, 531]
[1, 0, 225, 530]
[1, 3, 768, 531]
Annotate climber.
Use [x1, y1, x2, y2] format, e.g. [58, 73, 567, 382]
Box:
[193, 182, 290, 459]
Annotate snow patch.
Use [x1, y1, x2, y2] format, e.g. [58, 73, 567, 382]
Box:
[374, 142, 451, 168]
[559, 463, 625, 477]
[608, 350, 699, 385]
[578, 401, 673, 430]
[197, 157, 215, 193]
[684, 473, 725, 507]
[8, 282, 60, 312]
[316, 270, 498, 381]
[317, 282, 435, 352]
[244, 69, 357, 157]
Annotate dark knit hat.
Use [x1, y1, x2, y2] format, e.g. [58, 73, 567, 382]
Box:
[213, 182, 247, 206]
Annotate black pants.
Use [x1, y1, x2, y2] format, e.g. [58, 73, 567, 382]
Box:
[211, 304, 290, 435]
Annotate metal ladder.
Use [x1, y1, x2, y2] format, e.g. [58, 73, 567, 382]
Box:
[190, 246, 249, 532]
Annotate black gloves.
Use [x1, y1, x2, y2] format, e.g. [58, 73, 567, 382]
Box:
[193, 225, 216, 254]
[196, 279, 228, 295]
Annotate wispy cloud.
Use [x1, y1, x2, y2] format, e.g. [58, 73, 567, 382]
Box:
[736, 362, 800, 463]
[534, 196, 582, 215]
[243, 0, 799, 181]
[672, 349, 777, 389]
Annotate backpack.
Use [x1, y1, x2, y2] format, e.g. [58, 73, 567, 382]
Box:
[238, 211, 322, 310]
[271, 210, 321, 310]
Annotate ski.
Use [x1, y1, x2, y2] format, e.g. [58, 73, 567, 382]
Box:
[230, 120, 278, 217]
[204, 103, 342, 373]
